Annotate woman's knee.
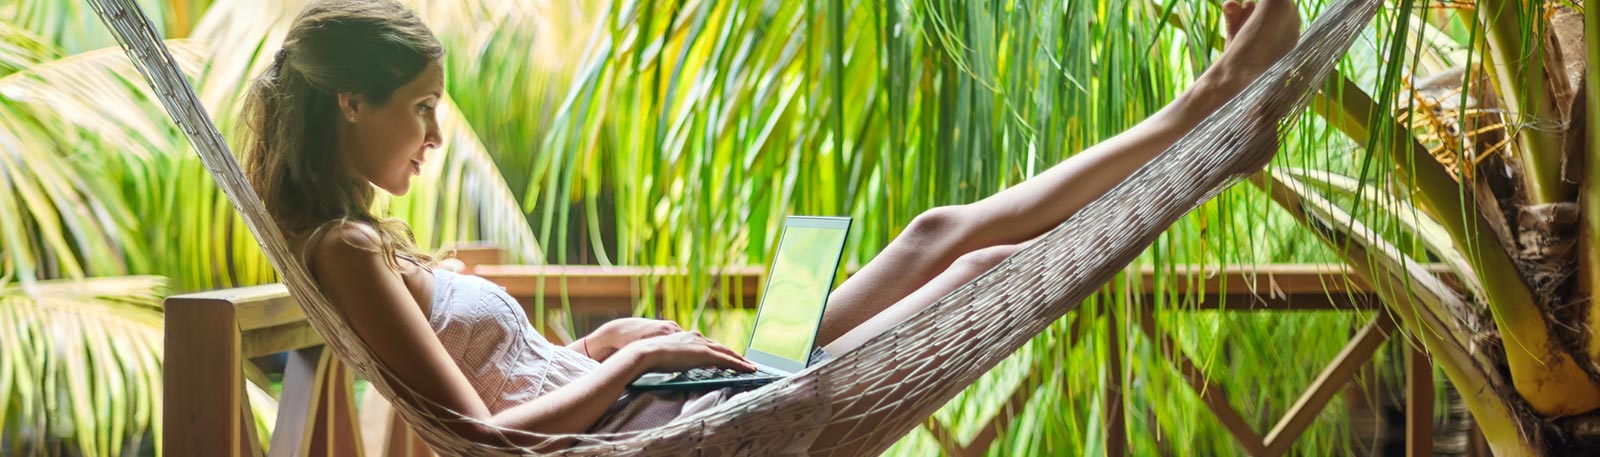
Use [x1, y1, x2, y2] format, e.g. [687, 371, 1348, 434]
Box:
[901, 205, 970, 246]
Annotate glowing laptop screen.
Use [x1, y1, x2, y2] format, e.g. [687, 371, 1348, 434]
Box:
[746, 223, 848, 364]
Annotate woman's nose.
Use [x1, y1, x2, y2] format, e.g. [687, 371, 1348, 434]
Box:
[423, 117, 442, 150]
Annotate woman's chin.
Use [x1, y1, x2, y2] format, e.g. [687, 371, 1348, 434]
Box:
[378, 181, 411, 196]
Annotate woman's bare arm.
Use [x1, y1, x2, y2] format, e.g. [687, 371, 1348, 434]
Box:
[312, 223, 752, 447]
[567, 317, 684, 361]
[310, 223, 644, 444]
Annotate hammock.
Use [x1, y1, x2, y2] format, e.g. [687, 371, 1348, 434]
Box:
[88, 0, 1380, 454]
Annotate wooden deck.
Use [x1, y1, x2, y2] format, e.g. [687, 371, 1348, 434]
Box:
[162, 247, 1466, 456]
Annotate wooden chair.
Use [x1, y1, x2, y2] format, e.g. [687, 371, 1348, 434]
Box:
[162, 246, 764, 456]
[163, 244, 508, 457]
[165, 279, 431, 457]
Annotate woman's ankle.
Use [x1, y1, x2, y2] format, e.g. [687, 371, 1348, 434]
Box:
[1169, 75, 1240, 123]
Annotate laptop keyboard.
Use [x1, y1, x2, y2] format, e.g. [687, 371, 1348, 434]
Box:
[668, 367, 776, 383]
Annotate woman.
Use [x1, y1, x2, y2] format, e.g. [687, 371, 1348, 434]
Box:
[243, 0, 1300, 451]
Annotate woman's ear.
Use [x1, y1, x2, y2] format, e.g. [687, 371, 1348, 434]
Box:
[337, 91, 365, 123]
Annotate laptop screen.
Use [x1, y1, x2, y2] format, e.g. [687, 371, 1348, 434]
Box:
[745, 218, 849, 367]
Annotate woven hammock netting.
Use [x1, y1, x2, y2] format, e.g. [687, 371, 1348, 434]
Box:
[87, 0, 1381, 454]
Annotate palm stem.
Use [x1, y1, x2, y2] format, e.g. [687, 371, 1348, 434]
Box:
[1476, 0, 1571, 204]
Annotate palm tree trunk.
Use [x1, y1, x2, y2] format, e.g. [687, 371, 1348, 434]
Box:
[1252, 172, 1542, 455]
[1580, 0, 1600, 365]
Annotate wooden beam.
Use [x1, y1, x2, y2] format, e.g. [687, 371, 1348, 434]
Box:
[185, 283, 298, 331]
[241, 380, 264, 457]
[243, 321, 325, 358]
[1136, 310, 1267, 456]
[271, 347, 325, 457]
[472, 263, 1449, 307]
[271, 347, 363, 457]
[195, 262, 1421, 364]
[165, 295, 244, 457]
[1262, 315, 1397, 455]
[476, 265, 765, 301]
[1407, 338, 1434, 457]
[450, 243, 505, 270]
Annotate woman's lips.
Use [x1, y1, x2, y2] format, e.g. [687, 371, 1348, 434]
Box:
[410, 159, 422, 175]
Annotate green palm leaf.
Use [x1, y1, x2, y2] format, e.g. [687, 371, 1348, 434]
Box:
[0, 276, 163, 456]
[0, 1, 548, 454]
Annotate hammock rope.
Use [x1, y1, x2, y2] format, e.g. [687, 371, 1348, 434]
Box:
[86, 0, 1382, 454]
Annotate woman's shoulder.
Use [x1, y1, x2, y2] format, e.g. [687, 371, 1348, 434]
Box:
[310, 220, 384, 256]
[297, 220, 394, 282]
[301, 221, 429, 317]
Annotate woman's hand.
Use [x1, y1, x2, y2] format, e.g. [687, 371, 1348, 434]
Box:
[577, 317, 682, 361]
[622, 332, 757, 373]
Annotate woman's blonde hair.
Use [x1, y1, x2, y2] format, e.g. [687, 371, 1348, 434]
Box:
[242, 0, 444, 270]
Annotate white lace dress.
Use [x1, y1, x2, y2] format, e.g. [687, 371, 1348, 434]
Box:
[427, 268, 745, 433]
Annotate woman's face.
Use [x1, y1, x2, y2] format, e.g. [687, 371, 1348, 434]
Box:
[337, 59, 445, 196]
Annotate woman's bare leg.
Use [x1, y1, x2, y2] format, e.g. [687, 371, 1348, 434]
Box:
[807, 1, 1300, 454]
[815, 0, 1301, 348]
[822, 242, 1026, 355]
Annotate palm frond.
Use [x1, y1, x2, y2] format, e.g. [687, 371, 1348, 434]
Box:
[0, 276, 163, 457]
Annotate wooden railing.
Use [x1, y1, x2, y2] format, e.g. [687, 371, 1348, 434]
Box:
[163, 247, 1473, 456]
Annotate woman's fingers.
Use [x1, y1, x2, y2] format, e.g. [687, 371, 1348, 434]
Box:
[706, 348, 756, 371]
[655, 322, 678, 336]
[686, 335, 751, 367]
[706, 341, 745, 360]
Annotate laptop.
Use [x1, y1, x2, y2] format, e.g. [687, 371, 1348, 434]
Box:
[629, 215, 851, 391]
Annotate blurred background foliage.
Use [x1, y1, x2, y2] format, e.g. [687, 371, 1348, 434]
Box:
[0, 0, 1528, 454]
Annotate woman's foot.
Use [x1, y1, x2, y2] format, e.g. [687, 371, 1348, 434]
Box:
[1195, 0, 1303, 110]
[1205, 0, 1301, 173]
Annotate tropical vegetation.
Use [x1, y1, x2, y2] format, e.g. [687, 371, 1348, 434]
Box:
[0, 0, 1594, 455]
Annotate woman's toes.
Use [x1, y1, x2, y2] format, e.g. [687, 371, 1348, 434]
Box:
[1223, 1, 1244, 39]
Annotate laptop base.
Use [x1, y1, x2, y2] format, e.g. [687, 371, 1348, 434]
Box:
[629, 368, 783, 391]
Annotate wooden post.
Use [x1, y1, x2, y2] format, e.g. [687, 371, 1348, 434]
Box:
[361, 388, 434, 457]
[1105, 288, 1127, 457]
[270, 347, 363, 457]
[165, 297, 245, 456]
[1467, 421, 1490, 457]
[1406, 338, 1433, 457]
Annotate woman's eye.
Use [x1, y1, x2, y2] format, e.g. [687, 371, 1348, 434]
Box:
[418, 103, 435, 113]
